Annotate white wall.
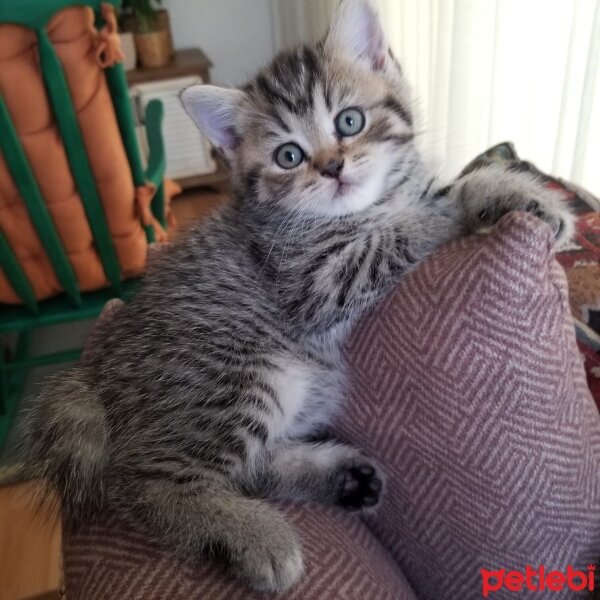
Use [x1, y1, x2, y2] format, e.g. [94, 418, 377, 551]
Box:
[166, 0, 276, 87]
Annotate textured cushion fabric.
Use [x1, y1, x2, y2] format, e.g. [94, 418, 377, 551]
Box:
[337, 212, 600, 599]
[63, 504, 417, 600]
[0, 7, 147, 304]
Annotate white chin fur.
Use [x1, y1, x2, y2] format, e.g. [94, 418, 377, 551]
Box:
[328, 179, 385, 216]
[314, 156, 393, 217]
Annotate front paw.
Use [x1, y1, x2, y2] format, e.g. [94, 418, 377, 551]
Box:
[478, 194, 574, 246]
[457, 164, 576, 247]
[232, 523, 304, 593]
[336, 461, 383, 511]
[520, 198, 573, 242]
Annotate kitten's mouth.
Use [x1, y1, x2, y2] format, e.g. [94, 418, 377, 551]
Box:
[334, 179, 355, 198]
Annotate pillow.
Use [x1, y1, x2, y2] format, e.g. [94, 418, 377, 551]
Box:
[63, 504, 418, 599]
[339, 212, 600, 599]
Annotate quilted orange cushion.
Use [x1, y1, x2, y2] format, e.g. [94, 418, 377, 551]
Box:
[0, 6, 147, 304]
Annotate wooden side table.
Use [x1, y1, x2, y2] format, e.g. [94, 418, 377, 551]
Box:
[126, 48, 229, 192]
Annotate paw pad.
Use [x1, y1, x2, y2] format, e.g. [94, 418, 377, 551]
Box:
[338, 463, 382, 510]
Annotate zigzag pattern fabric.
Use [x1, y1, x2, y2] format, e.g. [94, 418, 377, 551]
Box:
[63, 213, 600, 599]
[63, 504, 417, 599]
[339, 212, 600, 599]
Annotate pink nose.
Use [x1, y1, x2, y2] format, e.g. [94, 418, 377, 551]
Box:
[318, 158, 344, 179]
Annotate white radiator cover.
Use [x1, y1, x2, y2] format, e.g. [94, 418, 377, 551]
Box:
[130, 76, 216, 180]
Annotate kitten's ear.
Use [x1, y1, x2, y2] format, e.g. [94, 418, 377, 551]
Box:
[326, 0, 388, 71]
[181, 85, 245, 156]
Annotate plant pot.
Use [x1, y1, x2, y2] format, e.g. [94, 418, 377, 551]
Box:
[132, 9, 174, 69]
[119, 32, 137, 71]
[155, 9, 174, 58]
[135, 29, 171, 68]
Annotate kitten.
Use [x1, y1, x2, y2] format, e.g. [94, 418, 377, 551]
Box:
[24, 0, 573, 593]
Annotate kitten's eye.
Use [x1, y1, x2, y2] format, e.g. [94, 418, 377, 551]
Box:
[478, 209, 489, 220]
[335, 108, 365, 137]
[274, 143, 305, 169]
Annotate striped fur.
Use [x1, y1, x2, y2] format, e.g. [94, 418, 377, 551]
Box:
[23, 0, 574, 593]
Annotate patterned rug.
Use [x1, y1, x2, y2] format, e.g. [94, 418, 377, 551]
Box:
[558, 208, 600, 408]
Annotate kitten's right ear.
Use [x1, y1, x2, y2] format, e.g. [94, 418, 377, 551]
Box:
[180, 85, 245, 157]
[326, 0, 388, 71]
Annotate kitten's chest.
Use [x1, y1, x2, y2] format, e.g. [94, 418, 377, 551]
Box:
[267, 353, 343, 440]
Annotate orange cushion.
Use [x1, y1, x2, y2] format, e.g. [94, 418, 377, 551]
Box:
[0, 7, 148, 304]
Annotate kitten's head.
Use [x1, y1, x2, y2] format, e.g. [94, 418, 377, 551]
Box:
[182, 0, 415, 218]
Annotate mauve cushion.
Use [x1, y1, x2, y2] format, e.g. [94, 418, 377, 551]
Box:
[338, 212, 600, 599]
[63, 212, 600, 600]
[63, 504, 417, 600]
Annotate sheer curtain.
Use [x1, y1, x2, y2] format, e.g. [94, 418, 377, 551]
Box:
[270, 0, 600, 193]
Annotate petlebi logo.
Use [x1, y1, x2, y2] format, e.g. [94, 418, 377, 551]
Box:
[480, 564, 596, 597]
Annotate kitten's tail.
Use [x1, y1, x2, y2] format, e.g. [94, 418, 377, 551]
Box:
[21, 368, 108, 523]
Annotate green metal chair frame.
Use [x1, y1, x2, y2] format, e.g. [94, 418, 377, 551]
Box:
[0, 0, 168, 449]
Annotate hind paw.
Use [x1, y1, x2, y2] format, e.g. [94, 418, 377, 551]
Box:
[336, 461, 383, 511]
[231, 524, 304, 593]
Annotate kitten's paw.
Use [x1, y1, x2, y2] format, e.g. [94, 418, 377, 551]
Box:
[519, 197, 574, 244]
[336, 461, 383, 511]
[476, 191, 575, 247]
[232, 524, 304, 593]
[456, 164, 576, 248]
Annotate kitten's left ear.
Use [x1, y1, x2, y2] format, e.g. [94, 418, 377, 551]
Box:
[326, 0, 388, 71]
[180, 84, 245, 159]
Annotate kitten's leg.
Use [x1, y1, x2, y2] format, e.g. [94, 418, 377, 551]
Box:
[444, 163, 575, 247]
[127, 480, 303, 593]
[251, 441, 383, 511]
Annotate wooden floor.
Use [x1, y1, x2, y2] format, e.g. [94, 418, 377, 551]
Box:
[0, 189, 227, 600]
[0, 482, 61, 600]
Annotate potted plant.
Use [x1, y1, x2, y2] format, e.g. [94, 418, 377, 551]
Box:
[119, 0, 174, 69]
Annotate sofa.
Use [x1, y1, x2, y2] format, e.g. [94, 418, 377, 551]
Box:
[61, 212, 600, 600]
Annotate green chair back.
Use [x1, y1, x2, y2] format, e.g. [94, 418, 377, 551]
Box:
[0, 0, 167, 449]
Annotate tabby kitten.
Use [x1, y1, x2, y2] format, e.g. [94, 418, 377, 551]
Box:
[25, 0, 573, 593]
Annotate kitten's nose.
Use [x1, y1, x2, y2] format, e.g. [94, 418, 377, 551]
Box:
[319, 157, 344, 179]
